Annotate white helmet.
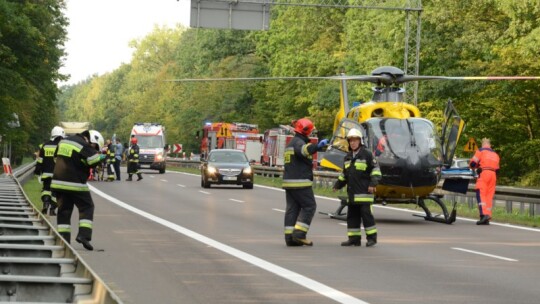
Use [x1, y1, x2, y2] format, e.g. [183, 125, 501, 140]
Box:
[50, 126, 65, 140]
[89, 130, 105, 150]
[346, 128, 364, 145]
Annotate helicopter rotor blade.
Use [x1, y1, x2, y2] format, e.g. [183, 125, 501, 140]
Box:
[165, 75, 389, 83]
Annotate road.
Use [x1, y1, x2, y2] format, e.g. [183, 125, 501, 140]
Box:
[64, 171, 540, 304]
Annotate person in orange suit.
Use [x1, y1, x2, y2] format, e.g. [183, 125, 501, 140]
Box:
[469, 138, 500, 225]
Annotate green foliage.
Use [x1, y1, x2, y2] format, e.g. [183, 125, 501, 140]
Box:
[55, 1, 540, 186]
[0, 0, 67, 164]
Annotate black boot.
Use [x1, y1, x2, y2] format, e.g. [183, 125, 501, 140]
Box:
[76, 237, 94, 251]
[137, 174, 143, 181]
[476, 215, 491, 225]
[285, 235, 302, 247]
[49, 208, 57, 216]
[126, 175, 132, 181]
[292, 232, 313, 246]
[366, 234, 377, 247]
[341, 236, 361, 247]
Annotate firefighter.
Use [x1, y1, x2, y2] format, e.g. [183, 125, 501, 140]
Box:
[126, 137, 143, 181]
[34, 126, 65, 215]
[469, 138, 500, 225]
[282, 118, 328, 246]
[52, 130, 105, 251]
[105, 139, 116, 181]
[333, 128, 382, 247]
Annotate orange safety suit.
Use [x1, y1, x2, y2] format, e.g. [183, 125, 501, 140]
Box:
[469, 148, 500, 217]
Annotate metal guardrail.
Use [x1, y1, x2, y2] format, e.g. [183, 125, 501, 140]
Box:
[167, 159, 540, 216]
[0, 162, 123, 303]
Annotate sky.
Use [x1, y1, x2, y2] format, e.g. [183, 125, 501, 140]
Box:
[60, 0, 191, 85]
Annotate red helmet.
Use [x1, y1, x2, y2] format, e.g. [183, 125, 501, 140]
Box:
[131, 137, 138, 144]
[293, 118, 314, 136]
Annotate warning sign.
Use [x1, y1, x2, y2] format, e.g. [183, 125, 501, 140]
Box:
[464, 137, 478, 152]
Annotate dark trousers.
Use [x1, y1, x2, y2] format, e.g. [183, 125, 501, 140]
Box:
[113, 158, 121, 180]
[347, 203, 377, 240]
[40, 177, 57, 206]
[284, 187, 317, 238]
[56, 190, 95, 243]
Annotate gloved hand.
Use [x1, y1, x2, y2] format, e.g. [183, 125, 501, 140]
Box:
[317, 139, 329, 149]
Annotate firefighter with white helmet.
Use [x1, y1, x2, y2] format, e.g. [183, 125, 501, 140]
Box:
[34, 126, 65, 215]
[51, 129, 105, 251]
[282, 118, 328, 246]
[333, 128, 382, 247]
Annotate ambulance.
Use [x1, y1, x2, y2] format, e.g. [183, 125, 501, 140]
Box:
[130, 123, 168, 173]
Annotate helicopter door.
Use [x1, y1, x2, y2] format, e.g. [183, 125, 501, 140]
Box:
[440, 100, 466, 168]
[320, 118, 365, 171]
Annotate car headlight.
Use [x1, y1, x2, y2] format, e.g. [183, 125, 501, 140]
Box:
[207, 166, 217, 174]
[155, 153, 164, 161]
[243, 166, 252, 174]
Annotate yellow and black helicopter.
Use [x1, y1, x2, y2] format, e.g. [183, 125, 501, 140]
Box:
[316, 66, 540, 224]
[169, 66, 540, 224]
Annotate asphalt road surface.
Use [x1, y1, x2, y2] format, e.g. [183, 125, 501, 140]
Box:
[61, 171, 540, 304]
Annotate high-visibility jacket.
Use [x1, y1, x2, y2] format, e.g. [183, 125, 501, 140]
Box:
[470, 148, 500, 172]
[51, 134, 101, 192]
[127, 144, 140, 163]
[334, 148, 382, 203]
[34, 137, 62, 179]
[282, 133, 319, 189]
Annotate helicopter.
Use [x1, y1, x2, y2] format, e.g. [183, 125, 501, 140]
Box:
[168, 66, 540, 224]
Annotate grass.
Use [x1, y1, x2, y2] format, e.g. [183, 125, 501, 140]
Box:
[22, 177, 43, 210]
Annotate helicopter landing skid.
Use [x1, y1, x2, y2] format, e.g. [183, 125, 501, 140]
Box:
[413, 195, 457, 224]
[318, 196, 348, 221]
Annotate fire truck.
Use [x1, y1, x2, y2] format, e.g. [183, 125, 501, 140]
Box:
[261, 125, 319, 169]
[200, 122, 262, 162]
[130, 123, 167, 173]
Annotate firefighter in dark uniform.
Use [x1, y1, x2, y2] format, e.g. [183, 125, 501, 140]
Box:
[52, 130, 105, 251]
[282, 118, 328, 246]
[34, 126, 65, 215]
[333, 128, 381, 247]
[126, 137, 143, 181]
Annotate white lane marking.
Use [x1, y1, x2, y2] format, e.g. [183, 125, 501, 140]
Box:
[272, 208, 285, 213]
[160, 179, 168, 182]
[199, 191, 211, 195]
[89, 185, 368, 304]
[177, 184, 186, 188]
[167, 171, 540, 233]
[229, 199, 244, 203]
[149, 175, 155, 178]
[452, 247, 518, 262]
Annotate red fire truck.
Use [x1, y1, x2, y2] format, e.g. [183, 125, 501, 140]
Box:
[261, 125, 319, 169]
[200, 122, 262, 162]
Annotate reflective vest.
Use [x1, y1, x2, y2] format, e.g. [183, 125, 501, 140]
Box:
[334, 148, 382, 203]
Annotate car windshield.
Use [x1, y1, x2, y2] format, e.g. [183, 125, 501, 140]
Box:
[135, 135, 163, 149]
[209, 151, 248, 163]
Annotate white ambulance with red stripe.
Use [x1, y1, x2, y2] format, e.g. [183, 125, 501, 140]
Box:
[130, 123, 168, 173]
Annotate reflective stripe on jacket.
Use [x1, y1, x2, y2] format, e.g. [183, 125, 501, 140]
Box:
[334, 148, 381, 203]
[282, 133, 318, 189]
[51, 134, 100, 192]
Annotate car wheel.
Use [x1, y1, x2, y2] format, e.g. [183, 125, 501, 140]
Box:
[159, 167, 165, 174]
[243, 183, 253, 189]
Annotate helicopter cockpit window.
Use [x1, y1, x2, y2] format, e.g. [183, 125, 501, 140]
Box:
[367, 118, 442, 165]
[329, 119, 366, 153]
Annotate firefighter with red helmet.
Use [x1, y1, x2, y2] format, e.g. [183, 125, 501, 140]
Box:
[333, 128, 382, 247]
[34, 126, 65, 215]
[469, 138, 500, 225]
[52, 130, 105, 251]
[282, 118, 328, 246]
[126, 137, 143, 181]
